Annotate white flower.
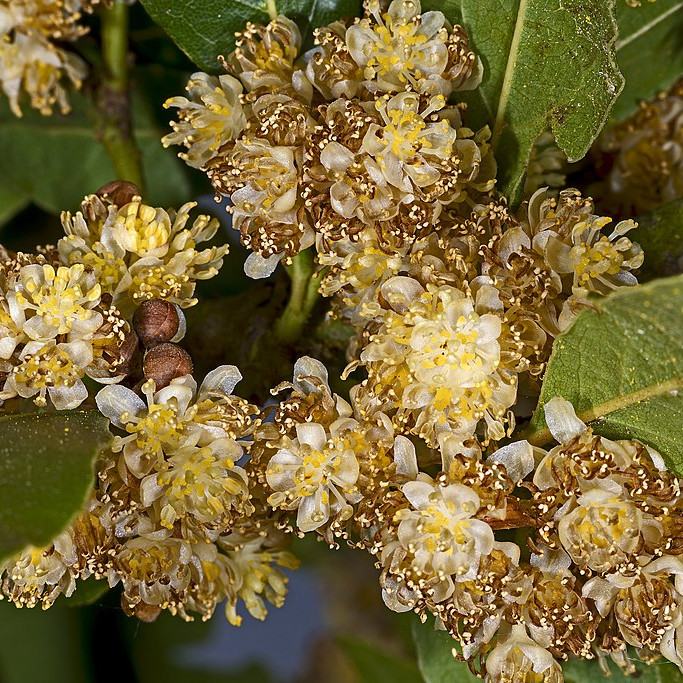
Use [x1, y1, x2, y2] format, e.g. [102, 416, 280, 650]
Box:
[96, 365, 250, 479]
[396, 478, 494, 582]
[163, 72, 247, 169]
[266, 420, 362, 532]
[346, 0, 477, 97]
[59, 195, 227, 316]
[363, 93, 457, 194]
[0, 530, 77, 608]
[484, 624, 563, 683]
[10, 263, 102, 340]
[140, 437, 250, 532]
[558, 485, 646, 573]
[358, 278, 517, 444]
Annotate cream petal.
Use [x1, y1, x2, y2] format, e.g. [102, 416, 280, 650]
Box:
[200, 365, 242, 397]
[49, 381, 88, 410]
[402, 480, 436, 510]
[297, 491, 328, 532]
[293, 356, 328, 389]
[96, 384, 146, 426]
[393, 435, 418, 479]
[543, 397, 586, 443]
[295, 422, 327, 451]
[488, 440, 534, 483]
[244, 252, 281, 279]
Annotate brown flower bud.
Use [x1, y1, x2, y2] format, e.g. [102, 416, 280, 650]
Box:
[133, 299, 181, 347]
[116, 328, 139, 375]
[143, 343, 193, 389]
[96, 180, 140, 207]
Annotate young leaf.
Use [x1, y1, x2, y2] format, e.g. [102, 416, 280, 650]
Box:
[0, 411, 110, 564]
[139, 0, 362, 73]
[633, 198, 683, 281]
[411, 618, 480, 683]
[522, 275, 683, 474]
[612, 0, 683, 123]
[425, 0, 623, 207]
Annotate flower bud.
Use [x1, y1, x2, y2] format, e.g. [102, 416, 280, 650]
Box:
[95, 180, 140, 207]
[133, 300, 181, 347]
[116, 327, 139, 375]
[142, 343, 193, 389]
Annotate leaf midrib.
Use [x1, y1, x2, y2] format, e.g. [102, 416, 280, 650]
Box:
[615, 1, 683, 51]
[491, 0, 528, 152]
[523, 376, 683, 446]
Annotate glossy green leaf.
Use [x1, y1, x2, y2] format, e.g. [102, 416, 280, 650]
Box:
[139, 0, 362, 73]
[612, 0, 683, 123]
[633, 199, 683, 281]
[564, 652, 683, 683]
[522, 276, 683, 473]
[424, 0, 623, 207]
[411, 618, 480, 683]
[0, 80, 195, 215]
[0, 411, 110, 564]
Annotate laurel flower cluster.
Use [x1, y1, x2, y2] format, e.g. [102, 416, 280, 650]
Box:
[0, 507, 115, 608]
[309, 0, 482, 98]
[0, 256, 133, 409]
[163, 72, 248, 170]
[0, 0, 91, 116]
[1, 365, 299, 625]
[247, 356, 415, 546]
[59, 192, 228, 316]
[520, 188, 643, 328]
[365, 395, 683, 681]
[593, 78, 683, 215]
[164, 0, 494, 278]
[354, 277, 518, 446]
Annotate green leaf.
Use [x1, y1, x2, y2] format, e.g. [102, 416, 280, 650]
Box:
[139, 0, 362, 73]
[564, 652, 683, 683]
[339, 636, 423, 683]
[411, 618, 480, 683]
[0, 410, 110, 564]
[633, 199, 683, 281]
[425, 0, 623, 207]
[612, 0, 683, 123]
[0, 77, 195, 215]
[522, 276, 683, 473]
